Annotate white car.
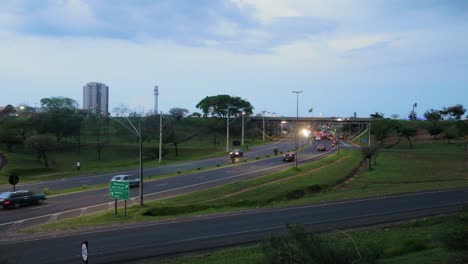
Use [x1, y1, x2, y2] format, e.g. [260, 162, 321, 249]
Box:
[315, 136, 321, 141]
[110, 175, 140, 187]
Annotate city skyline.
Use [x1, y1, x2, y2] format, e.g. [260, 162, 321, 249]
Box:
[0, 1, 467, 118]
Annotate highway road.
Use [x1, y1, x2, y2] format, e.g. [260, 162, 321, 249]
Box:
[0, 138, 347, 230]
[1, 188, 466, 264]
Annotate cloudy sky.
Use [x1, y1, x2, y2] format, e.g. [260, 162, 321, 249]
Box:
[0, 0, 467, 117]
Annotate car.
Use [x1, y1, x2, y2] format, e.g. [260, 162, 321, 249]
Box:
[110, 175, 140, 187]
[229, 149, 244, 158]
[315, 136, 321, 141]
[317, 144, 326, 151]
[0, 190, 46, 209]
[282, 152, 295, 162]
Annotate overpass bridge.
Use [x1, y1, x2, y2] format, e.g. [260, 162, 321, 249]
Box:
[250, 116, 373, 124]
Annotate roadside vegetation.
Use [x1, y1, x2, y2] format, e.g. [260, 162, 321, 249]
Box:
[151, 211, 468, 264]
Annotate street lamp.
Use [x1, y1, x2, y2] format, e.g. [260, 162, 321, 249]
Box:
[292, 91, 303, 168]
[113, 114, 144, 206]
[241, 111, 245, 146]
[261, 110, 269, 141]
[226, 111, 230, 152]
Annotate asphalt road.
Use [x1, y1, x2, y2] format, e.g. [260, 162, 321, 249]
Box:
[0, 138, 346, 228]
[1, 188, 466, 264]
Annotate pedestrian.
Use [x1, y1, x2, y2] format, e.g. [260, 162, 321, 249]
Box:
[77, 160, 81, 171]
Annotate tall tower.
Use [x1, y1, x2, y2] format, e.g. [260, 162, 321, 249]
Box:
[154, 86, 159, 114]
[83, 82, 109, 116]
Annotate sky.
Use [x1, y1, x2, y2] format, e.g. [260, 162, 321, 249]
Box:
[0, 0, 467, 118]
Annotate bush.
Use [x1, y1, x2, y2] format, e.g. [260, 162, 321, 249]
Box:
[306, 184, 323, 193]
[386, 238, 427, 256]
[43, 188, 52, 195]
[261, 225, 380, 264]
[440, 226, 468, 251]
[286, 189, 305, 200]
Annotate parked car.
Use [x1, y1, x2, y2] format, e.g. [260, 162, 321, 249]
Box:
[315, 136, 321, 141]
[317, 144, 327, 151]
[110, 175, 140, 187]
[0, 190, 46, 209]
[229, 149, 244, 158]
[283, 152, 295, 162]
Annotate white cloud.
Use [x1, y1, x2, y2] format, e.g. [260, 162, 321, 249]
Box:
[35, 0, 99, 31]
[329, 34, 399, 52]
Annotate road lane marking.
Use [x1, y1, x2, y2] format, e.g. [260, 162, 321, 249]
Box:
[26, 204, 52, 210]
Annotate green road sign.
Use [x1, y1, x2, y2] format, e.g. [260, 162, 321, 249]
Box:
[109, 181, 129, 200]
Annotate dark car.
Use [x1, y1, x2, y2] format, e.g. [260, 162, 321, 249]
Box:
[317, 144, 326, 151]
[283, 152, 295, 162]
[110, 175, 140, 187]
[230, 149, 244, 158]
[0, 190, 47, 209]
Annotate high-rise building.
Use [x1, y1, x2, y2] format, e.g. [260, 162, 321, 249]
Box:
[83, 82, 109, 115]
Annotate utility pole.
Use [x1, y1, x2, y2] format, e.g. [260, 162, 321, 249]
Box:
[226, 111, 230, 152]
[138, 119, 143, 206]
[241, 111, 245, 146]
[292, 91, 303, 168]
[159, 111, 163, 164]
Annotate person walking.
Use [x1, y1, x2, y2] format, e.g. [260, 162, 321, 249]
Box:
[76, 160, 81, 171]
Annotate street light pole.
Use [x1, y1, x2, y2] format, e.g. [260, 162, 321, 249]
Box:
[241, 111, 245, 146]
[226, 111, 230, 152]
[138, 119, 143, 206]
[159, 111, 163, 164]
[262, 110, 266, 141]
[292, 91, 303, 168]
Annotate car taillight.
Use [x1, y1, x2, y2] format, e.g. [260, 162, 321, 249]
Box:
[4, 201, 11, 205]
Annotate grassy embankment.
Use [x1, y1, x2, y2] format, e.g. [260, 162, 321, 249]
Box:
[150, 212, 468, 264]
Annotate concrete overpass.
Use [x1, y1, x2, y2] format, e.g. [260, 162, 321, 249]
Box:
[250, 116, 374, 124]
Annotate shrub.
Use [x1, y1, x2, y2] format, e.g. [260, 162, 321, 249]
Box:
[261, 225, 380, 264]
[286, 189, 305, 200]
[43, 188, 52, 195]
[440, 226, 468, 251]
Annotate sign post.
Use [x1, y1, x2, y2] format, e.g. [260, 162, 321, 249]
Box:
[81, 241, 88, 264]
[9, 174, 19, 191]
[109, 181, 129, 215]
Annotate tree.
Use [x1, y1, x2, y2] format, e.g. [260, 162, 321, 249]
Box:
[196, 95, 254, 118]
[24, 134, 57, 168]
[169, 107, 189, 120]
[424, 109, 442, 124]
[190, 112, 202, 118]
[35, 97, 81, 142]
[428, 125, 443, 140]
[0, 126, 21, 152]
[390, 114, 400, 119]
[443, 127, 458, 143]
[441, 104, 466, 120]
[371, 119, 398, 144]
[369, 112, 384, 118]
[400, 126, 417, 148]
[408, 110, 417, 120]
[455, 120, 468, 150]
